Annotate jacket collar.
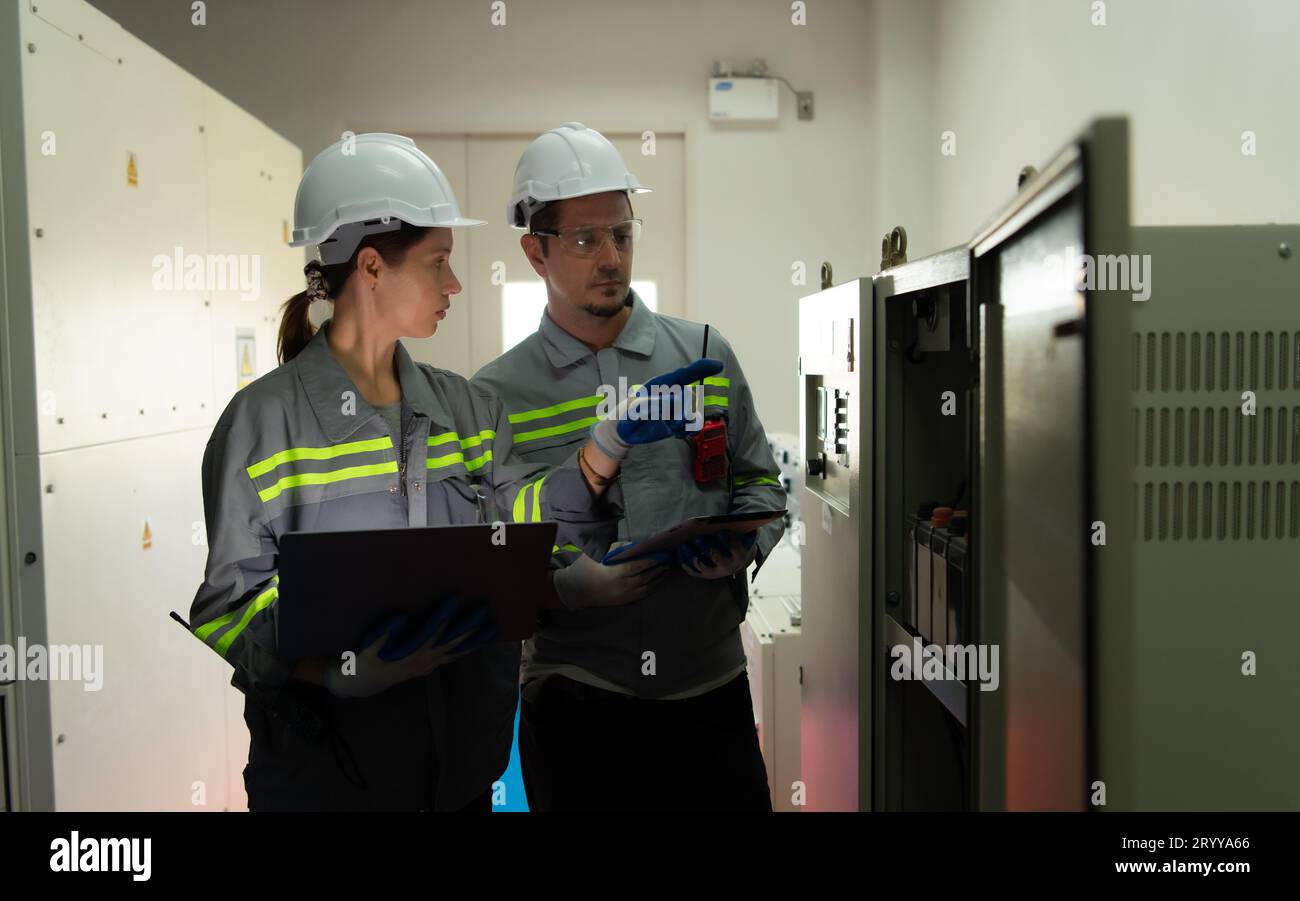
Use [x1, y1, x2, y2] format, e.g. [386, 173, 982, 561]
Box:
[538, 288, 657, 369]
[296, 319, 455, 441]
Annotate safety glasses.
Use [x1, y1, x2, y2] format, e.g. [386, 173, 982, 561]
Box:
[530, 218, 643, 258]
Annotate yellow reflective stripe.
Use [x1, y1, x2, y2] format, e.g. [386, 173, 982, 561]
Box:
[552, 543, 582, 554]
[212, 578, 280, 657]
[194, 609, 237, 641]
[257, 462, 397, 502]
[703, 395, 729, 407]
[428, 429, 495, 449]
[513, 482, 528, 522]
[508, 395, 603, 425]
[685, 376, 730, 388]
[513, 416, 601, 445]
[531, 473, 548, 522]
[246, 437, 393, 479]
[427, 448, 493, 472]
[735, 473, 781, 487]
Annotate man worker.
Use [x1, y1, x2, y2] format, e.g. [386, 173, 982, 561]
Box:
[472, 123, 786, 812]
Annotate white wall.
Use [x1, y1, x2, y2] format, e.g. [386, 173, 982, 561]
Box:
[920, 0, 1300, 250]
[83, 0, 1300, 435]
[871, 0, 938, 258]
[87, 0, 883, 437]
[335, 0, 879, 438]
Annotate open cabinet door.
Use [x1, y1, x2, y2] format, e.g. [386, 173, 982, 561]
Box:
[972, 118, 1132, 811]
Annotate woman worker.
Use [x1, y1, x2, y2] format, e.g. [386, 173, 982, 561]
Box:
[188, 133, 718, 811]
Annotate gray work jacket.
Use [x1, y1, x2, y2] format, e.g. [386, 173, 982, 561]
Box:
[472, 291, 786, 698]
[189, 319, 607, 808]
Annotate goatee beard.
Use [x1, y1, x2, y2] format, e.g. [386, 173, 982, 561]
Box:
[583, 288, 628, 318]
[582, 301, 625, 318]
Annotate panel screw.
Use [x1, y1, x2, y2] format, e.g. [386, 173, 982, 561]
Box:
[45, 484, 53, 494]
[24, 552, 37, 565]
[27, 43, 36, 53]
[887, 591, 900, 607]
[1279, 243, 1292, 259]
[35, 228, 44, 237]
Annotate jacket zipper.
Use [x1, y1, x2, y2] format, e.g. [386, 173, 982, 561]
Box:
[397, 412, 407, 497]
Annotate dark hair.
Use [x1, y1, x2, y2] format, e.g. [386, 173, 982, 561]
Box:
[528, 195, 634, 258]
[528, 203, 561, 257]
[277, 221, 432, 363]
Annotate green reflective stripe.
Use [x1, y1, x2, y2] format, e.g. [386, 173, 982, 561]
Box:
[685, 376, 730, 388]
[258, 462, 397, 502]
[194, 609, 238, 642]
[513, 482, 528, 523]
[427, 447, 493, 471]
[552, 543, 582, 554]
[736, 473, 781, 487]
[513, 416, 601, 445]
[703, 395, 729, 407]
[247, 437, 393, 479]
[508, 395, 602, 425]
[213, 579, 280, 657]
[428, 429, 495, 449]
[531, 473, 548, 523]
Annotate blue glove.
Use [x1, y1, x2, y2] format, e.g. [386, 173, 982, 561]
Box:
[327, 597, 497, 699]
[601, 539, 674, 566]
[617, 357, 724, 444]
[440, 604, 500, 655]
[678, 531, 757, 578]
[360, 594, 496, 662]
[590, 358, 724, 457]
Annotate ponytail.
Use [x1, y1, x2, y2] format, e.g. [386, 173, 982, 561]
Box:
[278, 261, 333, 364]
[276, 287, 316, 364]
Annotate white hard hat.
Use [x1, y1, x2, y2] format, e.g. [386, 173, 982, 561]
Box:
[506, 122, 651, 229]
[291, 133, 484, 265]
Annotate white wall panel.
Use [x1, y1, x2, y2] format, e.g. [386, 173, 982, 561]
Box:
[202, 85, 303, 414]
[40, 429, 228, 810]
[22, 0, 214, 453]
[6, 0, 302, 809]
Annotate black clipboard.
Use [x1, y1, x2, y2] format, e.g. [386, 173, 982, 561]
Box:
[601, 509, 785, 565]
[276, 521, 557, 661]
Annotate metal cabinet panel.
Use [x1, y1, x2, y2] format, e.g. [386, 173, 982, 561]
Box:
[40, 430, 229, 810]
[798, 278, 871, 811]
[21, 4, 214, 453]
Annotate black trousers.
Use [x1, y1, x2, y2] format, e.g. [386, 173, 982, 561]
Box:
[243, 680, 494, 813]
[519, 672, 772, 812]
